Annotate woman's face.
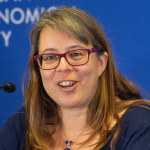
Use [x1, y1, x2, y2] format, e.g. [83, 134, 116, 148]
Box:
[39, 27, 108, 110]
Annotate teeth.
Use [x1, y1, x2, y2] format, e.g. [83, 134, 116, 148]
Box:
[59, 81, 76, 87]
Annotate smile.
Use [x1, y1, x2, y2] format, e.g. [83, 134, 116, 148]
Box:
[59, 81, 76, 88]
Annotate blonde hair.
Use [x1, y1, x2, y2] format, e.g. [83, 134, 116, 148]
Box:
[23, 7, 149, 150]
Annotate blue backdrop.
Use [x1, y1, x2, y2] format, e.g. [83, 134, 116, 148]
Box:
[0, 0, 150, 130]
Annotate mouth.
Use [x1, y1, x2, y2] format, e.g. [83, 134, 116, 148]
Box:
[58, 81, 77, 88]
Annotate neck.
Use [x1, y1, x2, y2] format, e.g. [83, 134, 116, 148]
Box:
[60, 107, 89, 139]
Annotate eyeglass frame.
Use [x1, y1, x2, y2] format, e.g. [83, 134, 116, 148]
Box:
[34, 47, 102, 70]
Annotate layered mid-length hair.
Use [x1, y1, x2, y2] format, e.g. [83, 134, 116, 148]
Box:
[23, 6, 149, 150]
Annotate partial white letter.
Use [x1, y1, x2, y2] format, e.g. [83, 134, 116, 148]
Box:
[0, 31, 12, 47]
[10, 8, 25, 24]
[25, 8, 39, 23]
[47, 6, 57, 12]
[0, 9, 9, 24]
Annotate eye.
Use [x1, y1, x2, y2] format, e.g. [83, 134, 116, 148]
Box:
[43, 55, 58, 61]
[69, 51, 83, 57]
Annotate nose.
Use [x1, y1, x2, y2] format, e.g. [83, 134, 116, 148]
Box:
[56, 57, 73, 72]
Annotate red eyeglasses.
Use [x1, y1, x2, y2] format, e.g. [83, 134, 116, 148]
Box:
[34, 47, 102, 70]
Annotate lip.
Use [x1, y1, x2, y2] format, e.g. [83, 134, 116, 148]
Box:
[57, 80, 78, 92]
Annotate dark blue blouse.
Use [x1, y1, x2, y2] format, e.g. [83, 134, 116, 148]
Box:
[0, 106, 150, 150]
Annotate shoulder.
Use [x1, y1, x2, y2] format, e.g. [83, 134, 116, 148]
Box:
[116, 105, 150, 149]
[101, 105, 150, 150]
[4, 107, 27, 139]
[122, 105, 150, 131]
[0, 107, 27, 150]
[7, 107, 27, 128]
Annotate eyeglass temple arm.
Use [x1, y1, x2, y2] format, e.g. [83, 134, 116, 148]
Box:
[91, 47, 101, 53]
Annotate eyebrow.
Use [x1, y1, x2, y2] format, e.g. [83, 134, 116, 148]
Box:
[41, 45, 86, 54]
[41, 48, 57, 54]
[66, 45, 85, 50]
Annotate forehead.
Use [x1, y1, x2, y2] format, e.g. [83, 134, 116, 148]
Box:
[38, 27, 93, 54]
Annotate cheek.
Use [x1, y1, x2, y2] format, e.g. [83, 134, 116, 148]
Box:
[40, 70, 55, 85]
[77, 58, 102, 88]
[75, 66, 99, 102]
[78, 68, 91, 85]
[75, 64, 99, 86]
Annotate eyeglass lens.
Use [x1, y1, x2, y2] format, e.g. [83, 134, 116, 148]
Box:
[38, 49, 89, 69]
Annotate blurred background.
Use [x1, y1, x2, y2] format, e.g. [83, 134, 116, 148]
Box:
[0, 0, 150, 130]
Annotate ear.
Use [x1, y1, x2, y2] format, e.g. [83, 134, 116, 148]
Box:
[97, 52, 108, 77]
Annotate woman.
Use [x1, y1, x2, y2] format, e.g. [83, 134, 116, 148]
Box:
[0, 7, 150, 150]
